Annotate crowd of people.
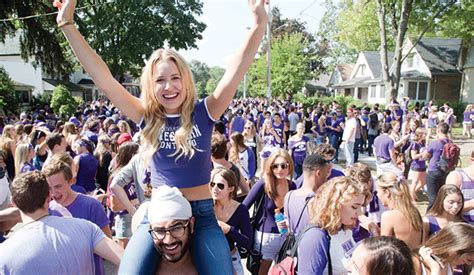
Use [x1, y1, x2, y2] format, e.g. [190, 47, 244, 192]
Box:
[0, 0, 474, 274]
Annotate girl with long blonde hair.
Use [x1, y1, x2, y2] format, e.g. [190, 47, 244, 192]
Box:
[1, 125, 17, 179]
[376, 172, 423, 250]
[14, 143, 35, 176]
[298, 176, 371, 274]
[55, 0, 268, 273]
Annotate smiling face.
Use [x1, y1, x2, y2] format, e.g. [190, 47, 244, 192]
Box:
[150, 219, 193, 263]
[443, 193, 463, 216]
[340, 194, 364, 227]
[46, 172, 74, 206]
[153, 59, 184, 114]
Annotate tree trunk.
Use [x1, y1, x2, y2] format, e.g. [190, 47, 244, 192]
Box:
[376, 0, 413, 104]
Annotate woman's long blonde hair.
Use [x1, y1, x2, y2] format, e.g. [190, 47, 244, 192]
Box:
[377, 172, 423, 232]
[140, 49, 197, 163]
[310, 176, 371, 234]
[263, 149, 294, 201]
[15, 143, 32, 176]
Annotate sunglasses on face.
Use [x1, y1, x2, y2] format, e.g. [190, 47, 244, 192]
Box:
[210, 181, 225, 190]
[272, 163, 289, 170]
[244, 126, 252, 129]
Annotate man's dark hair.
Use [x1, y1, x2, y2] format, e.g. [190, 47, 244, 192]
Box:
[437, 122, 449, 135]
[211, 134, 227, 159]
[46, 133, 65, 150]
[11, 171, 49, 213]
[213, 121, 225, 135]
[303, 153, 329, 172]
[381, 123, 392, 134]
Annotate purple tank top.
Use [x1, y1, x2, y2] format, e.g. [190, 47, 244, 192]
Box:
[76, 153, 99, 192]
[459, 169, 474, 224]
[426, 215, 441, 236]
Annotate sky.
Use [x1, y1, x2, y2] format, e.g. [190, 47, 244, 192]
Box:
[178, 0, 327, 68]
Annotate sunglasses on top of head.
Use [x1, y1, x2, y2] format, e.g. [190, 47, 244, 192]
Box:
[271, 163, 289, 170]
[210, 181, 225, 190]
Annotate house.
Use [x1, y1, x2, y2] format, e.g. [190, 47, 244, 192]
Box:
[306, 73, 332, 96]
[330, 52, 393, 103]
[0, 34, 102, 103]
[329, 37, 465, 104]
[460, 39, 474, 103]
[328, 64, 353, 97]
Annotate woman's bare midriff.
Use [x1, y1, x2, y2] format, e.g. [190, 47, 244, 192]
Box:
[153, 184, 211, 202]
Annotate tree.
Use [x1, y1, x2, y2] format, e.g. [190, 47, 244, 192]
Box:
[189, 60, 210, 99]
[50, 85, 76, 119]
[0, 66, 19, 114]
[1, 0, 206, 79]
[247, 33, 311, 98]
[205, 66, 225, 97]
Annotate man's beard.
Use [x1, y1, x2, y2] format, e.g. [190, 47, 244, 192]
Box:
[156, 228, 191, 263]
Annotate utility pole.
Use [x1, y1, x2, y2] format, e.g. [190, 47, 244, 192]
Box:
[266, 1, 272, 99]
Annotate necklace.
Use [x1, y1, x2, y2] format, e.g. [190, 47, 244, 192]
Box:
[21, 214, 49, 228]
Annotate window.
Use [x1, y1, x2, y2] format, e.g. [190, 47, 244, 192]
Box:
[356, 64, 366, 77]
[408, 82, 417, 98]
[370, 85, 376, 98]
[407, 81, 428, 101]
[18, 90, 30, 103]
[380, 85, 386, 98]
[406, 53, 415, 68]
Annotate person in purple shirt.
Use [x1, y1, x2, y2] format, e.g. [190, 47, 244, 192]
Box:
[288, 122, 309, 179]
[422, 122, 451, 209]
[272, 113, 286, 148]
[210, 167, 252, 275]
[73, 139, 99, 193]
[15, 143, 36, 176]
[326, 112, 343, 162]
[297, 176, 371, 275]
[242, 149, 296, 275]
[462, 104, 473, 138]
[229, 109, 246, 134]
[408, 128, 427, 202]
[42, 159, 113, 275]
[284, 154, 332, 236]
[373, 123, 402, 176]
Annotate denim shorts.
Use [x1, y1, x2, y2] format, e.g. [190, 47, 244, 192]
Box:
[115, 213, 132, 239]
[253, 230, 286, 261]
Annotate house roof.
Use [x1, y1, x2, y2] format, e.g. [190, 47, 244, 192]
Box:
[43, 78, 84, 91]
[13, 81, 34, 88]
[400, 70, 431, 79]
[336, 64, 353, 81]
[308, 74, 331, 89]
[331, 76, 371, 88]
[414, 38, 462, 74]
[363, 51, 394, 78]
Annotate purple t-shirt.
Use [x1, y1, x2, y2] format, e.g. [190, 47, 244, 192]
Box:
[410, 142, 427, 170]
[76, 153, 99, 192]
[284, 191, 313, 235]
[288, 136, 309, 165]
[20, 162, 35, 174]
[373, 134, 394, 160]
[145, 100, 215, 188]
[273, 123, 285, 147]
[49, 194, 109, 275]
[297, 227, 329, 275]
[463, 111, 473, 122]
[231, 115, 246, 133]
[427, 138, 449, 171]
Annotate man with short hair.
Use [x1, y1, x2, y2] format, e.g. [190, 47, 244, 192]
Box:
[0, 171, 123, 274]
[130, 186, 197, 275]
[287, 106, 300, 136]
[342, 108, 357, 166]
[423, 122, 451, 209]
[373, 123, 403, 176]
[285, 154, 332, 235]
[43, 157, 112, 275]
[43, 133, 68, 168]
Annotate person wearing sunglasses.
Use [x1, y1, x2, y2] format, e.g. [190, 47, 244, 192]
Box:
[210, 167, 252, 275]
[243, 149, 296, 275]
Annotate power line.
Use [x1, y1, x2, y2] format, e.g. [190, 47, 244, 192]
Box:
[0, 2, 113, 23]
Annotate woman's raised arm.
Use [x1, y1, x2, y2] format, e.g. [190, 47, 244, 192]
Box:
[55, 0, 144, 123]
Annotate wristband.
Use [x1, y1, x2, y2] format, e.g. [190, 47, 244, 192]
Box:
[58, 20, 75, 28]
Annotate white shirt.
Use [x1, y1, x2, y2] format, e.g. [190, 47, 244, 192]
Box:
[342, 117, 357, 142]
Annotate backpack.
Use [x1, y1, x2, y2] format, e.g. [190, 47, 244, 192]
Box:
[275, 192, 311, 264]
[269, 224, 332, 275]
[437, 139, 460, 173]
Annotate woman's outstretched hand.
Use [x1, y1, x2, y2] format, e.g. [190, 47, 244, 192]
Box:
[53, 0, 76, 25]
[249, 0, 269, 26]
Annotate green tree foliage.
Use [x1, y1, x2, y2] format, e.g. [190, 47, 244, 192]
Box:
[316, 1, 358, 73]
[0, 66, 19, 114]
[189, 60, 210, 99]
[1, 0, 206, 79]
[50, 85, 76, 119]
[205, 66, 225, 97]
[247, 33, 311, 99]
